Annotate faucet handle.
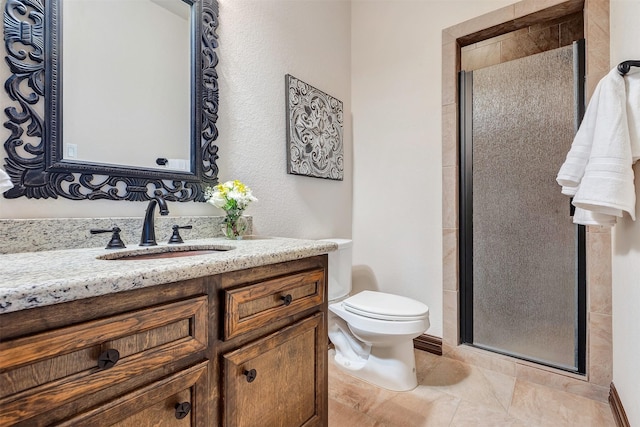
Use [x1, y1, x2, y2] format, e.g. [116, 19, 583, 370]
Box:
[91, 227, 126, 249]
[168, 225, 193, 244]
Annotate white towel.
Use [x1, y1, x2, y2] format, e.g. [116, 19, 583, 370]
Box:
[557, 67, 640, 226]
[0, 168, 13, 195]
[573, 207, 618, 227]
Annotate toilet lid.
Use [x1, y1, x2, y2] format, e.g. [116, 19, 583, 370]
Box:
[342, 290, 429, 321]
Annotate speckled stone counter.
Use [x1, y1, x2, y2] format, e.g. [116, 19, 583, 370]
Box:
[0, 216, 237, 254]
[0, 237, 337, 314]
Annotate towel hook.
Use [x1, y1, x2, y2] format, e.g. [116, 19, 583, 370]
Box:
[617, 60, 640, 75]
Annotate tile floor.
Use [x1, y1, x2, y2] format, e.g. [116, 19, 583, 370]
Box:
[328, 349, 616, 426]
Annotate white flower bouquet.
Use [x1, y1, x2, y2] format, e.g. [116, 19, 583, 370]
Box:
[205, 180, 257, 239]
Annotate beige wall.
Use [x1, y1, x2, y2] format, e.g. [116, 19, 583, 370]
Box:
[0, 0, 353, 242]
[351, 0, 514, 338]
[216, 0, 352, 239]
[610, 0, 640, 423]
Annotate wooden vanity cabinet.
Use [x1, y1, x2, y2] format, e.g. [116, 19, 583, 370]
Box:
[0, 255, 328, 426]
[212, 255, 328, 426]
[0, 278, 211, 427]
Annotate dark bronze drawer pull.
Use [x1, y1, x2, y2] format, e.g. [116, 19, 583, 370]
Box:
[281, 294, 293, 306]
[175, 402, 192, 419]
[244, 369, 257, 383]
[97, 349, 120, 370]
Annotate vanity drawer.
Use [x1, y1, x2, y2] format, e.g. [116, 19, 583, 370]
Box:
[224, 268, 325, 340]
[58, 360, 209, 427]
[0, 296, 208, 426]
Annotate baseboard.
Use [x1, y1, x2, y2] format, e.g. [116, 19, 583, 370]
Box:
[413, 334, 442, 356]
[609, 382, 630, 427]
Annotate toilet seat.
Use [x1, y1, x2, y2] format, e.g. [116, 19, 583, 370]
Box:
[342, 291, 429, 321]
[329, 301, 429, 336]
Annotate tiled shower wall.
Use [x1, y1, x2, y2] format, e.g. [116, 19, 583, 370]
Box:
[461, 11, 584, 71]
[442, 0, 612, 403]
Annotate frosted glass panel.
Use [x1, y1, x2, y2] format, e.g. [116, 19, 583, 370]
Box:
[471, 46, 578, 369]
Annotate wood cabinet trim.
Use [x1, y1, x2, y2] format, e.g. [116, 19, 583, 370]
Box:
[219, 256, 327, 289]
[0, 278, 208, 341]
[224, 312, 322, 363]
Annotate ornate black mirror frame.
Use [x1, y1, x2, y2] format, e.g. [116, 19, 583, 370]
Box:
[2, 0, 219, 202]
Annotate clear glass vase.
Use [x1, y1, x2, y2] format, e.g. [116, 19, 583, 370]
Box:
[222, 211, 248, 240]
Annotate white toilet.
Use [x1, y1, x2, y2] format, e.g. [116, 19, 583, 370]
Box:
[322, 238, 430, 391]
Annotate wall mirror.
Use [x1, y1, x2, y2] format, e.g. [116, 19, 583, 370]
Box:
[2, 0, 219, 202]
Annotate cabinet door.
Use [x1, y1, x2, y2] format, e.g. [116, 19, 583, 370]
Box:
[58, 361, 209, 427]
[223, 313, 326, 427]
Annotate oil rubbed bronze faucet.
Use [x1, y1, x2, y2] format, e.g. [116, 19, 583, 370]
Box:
[140, 190, 169, 246]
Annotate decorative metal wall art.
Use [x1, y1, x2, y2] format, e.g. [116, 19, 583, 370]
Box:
[285, 74, 343, 181]
[2, 0, 219, 202]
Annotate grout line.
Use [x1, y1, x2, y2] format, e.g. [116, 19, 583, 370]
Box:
[478, 366, 514, 413]
[447, 398, 462, 427]
[506, 377, 517, 418]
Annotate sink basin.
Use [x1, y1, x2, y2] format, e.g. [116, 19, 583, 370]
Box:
[97, 245, 233, 261]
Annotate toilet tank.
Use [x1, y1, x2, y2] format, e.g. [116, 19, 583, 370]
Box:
[320, 238, 352, 301]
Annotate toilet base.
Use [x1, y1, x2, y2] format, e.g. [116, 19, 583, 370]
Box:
[331, 339, 418, 391]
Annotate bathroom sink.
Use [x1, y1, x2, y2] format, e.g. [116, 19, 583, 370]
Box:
[97, 245, 233, 261]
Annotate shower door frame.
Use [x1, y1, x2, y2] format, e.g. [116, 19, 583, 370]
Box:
[458, 41, 587, 374]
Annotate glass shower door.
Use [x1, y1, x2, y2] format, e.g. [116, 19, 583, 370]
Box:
[459, 43, 586, 372]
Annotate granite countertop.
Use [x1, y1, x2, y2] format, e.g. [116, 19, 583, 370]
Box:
[0, 237, 337, 314]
